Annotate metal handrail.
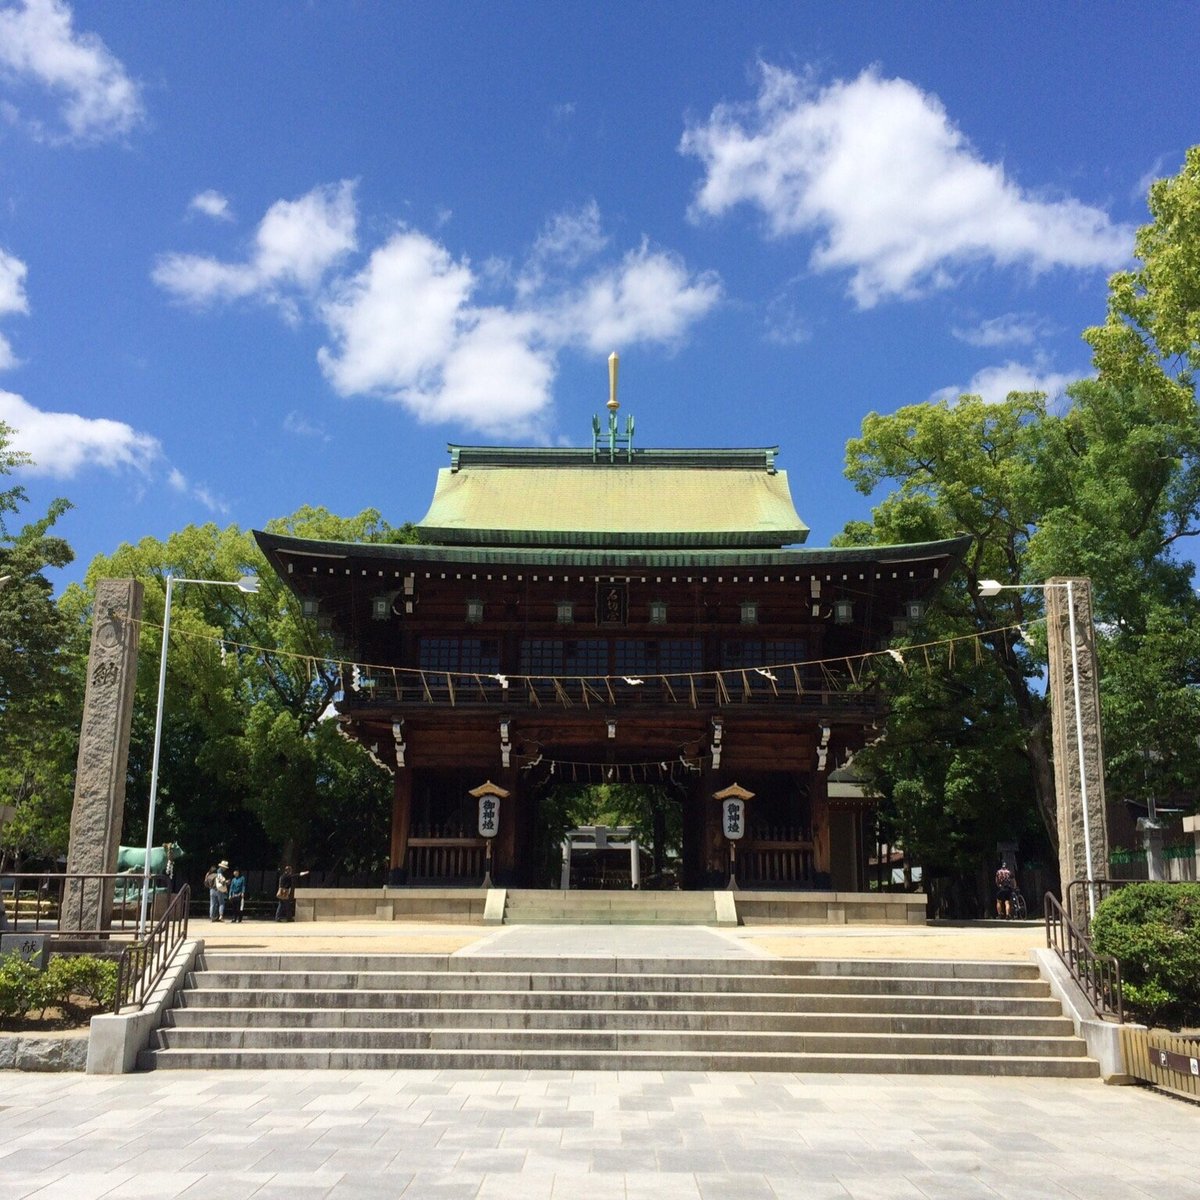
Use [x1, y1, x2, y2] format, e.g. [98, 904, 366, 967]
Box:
[0, 871, 174, 937]
[113, 884, 190, 1013]
[1044, 889, 1123, 1022]
[1064, 876, 1126, 924]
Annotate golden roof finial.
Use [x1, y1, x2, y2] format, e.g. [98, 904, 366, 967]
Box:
[607, 351, 620, 411]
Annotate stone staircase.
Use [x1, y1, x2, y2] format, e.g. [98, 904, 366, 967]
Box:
[501, 889, 720, 924]
[140, 952, 1099, 1076]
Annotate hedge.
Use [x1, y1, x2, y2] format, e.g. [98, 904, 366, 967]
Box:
[0, 952, 118, 1021]
[1090, 882, 1200, 1027]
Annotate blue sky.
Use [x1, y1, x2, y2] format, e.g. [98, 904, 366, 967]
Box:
[1, 1, 1198, 585]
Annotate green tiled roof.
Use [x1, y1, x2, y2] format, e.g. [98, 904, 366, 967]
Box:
[417, 447, 809, 548]
[254, 530, 972, 573]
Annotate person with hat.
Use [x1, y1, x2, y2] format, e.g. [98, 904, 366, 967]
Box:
[209, 859, 231, 921]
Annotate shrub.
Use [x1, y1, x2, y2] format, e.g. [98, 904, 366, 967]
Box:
[1091, 882, 1200, 1027]
[43, 955, 118, 1010]
[0, 952, 49, 1018]
[0, 951, 118, 1021]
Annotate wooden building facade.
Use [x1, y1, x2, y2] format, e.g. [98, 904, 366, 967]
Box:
[255, 407, 967, 892]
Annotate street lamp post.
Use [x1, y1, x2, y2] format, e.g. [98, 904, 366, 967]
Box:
[978, 578, 1102, 918]
[139, 573, 259, 936]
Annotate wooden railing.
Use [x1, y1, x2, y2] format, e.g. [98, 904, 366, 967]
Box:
[1044, 889, 1123, 1022]
[1120, 1027, 1200, 1101]
[343, 674, 885, 713]
[113, 884, 191, 1012]
[738, 840, 815, 887]
[405, 838, 487, 883]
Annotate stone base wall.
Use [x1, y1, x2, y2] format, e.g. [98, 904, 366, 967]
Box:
[0, 1031, 89, 1072]
[292, 887, 925, 926]
[734, 890, 926, 925]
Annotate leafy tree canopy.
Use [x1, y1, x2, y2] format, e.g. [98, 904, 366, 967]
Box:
[0, 421, 79, 869]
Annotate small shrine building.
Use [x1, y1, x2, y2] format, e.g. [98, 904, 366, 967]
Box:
[255, 372, 967, 891]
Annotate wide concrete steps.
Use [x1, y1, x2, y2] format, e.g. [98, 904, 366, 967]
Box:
[140, 952, 1098, 1077]
[503, 890, 717, 924]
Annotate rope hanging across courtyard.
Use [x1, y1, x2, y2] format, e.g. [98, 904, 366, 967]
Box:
[115, 611, 1043, 709]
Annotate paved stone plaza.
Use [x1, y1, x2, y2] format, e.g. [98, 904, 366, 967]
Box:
[1, 1066, 1197, 1200]
[4, 922, 1198, 1196]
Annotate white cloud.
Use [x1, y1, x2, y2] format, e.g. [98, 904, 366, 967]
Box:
[0, 0, 143, 142]
[317, 232, 557, 437]
[283, 410, 328, 440]
[932, 359, 1084, 406]
[188, 189, 233, 221]
[952, 312, 1050, 348]
[558, 242, 722, 354]
[166, 188, 721, 437]
[164, 464, 227, 512]
[763, 294, 811, 346]
[0, 388, 160, 477]
[153, 181, 357, 309]
[317, 230, 474, 397]
[190, 482, 229, 515]
[681, 65, 1132, 307]
[406, 309, 555, 434]
[516, 200, 608, 298]
[0, 248, 29, 368]
[0, 248, 29, 317]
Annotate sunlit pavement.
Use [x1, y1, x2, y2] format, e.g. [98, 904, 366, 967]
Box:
[195, 917, 1049, 962]
[6, 920, 1191, 1200]
[1, 1067, 1196, 1200]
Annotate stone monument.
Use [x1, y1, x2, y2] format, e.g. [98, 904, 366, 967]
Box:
[1044, 577, 1110, 904]
[64, 579, 143, 932]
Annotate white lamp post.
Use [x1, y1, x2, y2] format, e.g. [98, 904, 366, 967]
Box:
[139, 573, 259, 935]
[978, 578, 1098, 917]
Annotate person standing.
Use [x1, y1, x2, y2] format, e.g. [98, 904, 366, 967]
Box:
[227, 868, 246, 923]
[209, 860, 230, 921]
[994, 861, 1015, 920]
[274, 864, 309, 922]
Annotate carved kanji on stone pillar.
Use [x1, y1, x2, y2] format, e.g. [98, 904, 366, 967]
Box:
[1044, 577, 1109, 897]
[64, 579, 143, 933]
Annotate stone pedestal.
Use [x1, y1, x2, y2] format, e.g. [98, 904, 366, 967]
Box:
[64, 579, 143, 933]
[1183, 814, 1200, 880]
[1139, 820, 1166, 881]
[1045, 578, 1110, 895]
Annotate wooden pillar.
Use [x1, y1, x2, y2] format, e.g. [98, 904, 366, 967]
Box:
[697, 767, 726, 887]
[493, 767, 520, 885]
[810, 769, 831, 888]
[680, 772, 705, 889]
[388, 767, 412, 884]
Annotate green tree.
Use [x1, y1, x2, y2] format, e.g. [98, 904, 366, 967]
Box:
[63, 508, 415, 877]
[1086, 146, 1200, 415]
[841, 149, 1200, 904]
[0, 422, 80, 869]
[841, 393, 1057, 857]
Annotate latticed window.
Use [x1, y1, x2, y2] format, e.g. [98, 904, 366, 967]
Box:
[721, 639, 807, 669]
[520, 638, 608, 676]
[614, 639, 702, 675]
[418, 637, 500, 673]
